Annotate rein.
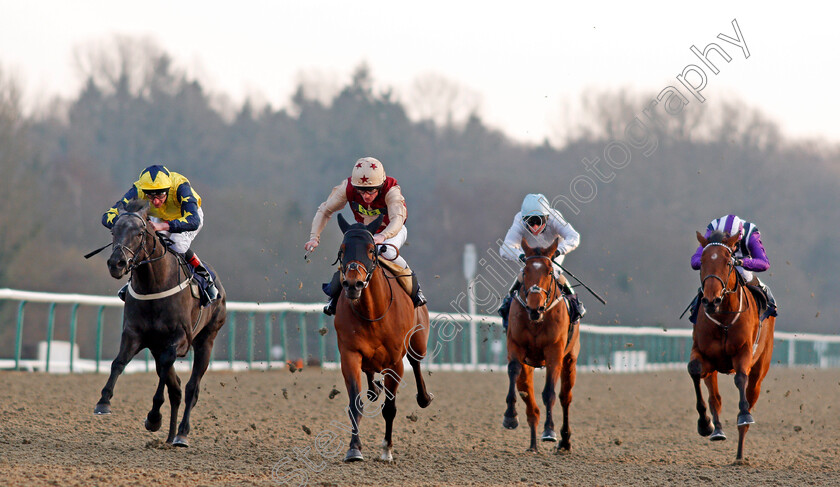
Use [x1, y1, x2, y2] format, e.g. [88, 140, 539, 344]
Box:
[700, 242, 746, 331]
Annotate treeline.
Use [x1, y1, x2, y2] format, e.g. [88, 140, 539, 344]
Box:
[1, 39, 839, 346]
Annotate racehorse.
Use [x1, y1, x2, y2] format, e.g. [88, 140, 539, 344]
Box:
[688, 230, 775, 463]
[93, 199, 227, 447]
[503, 237, 580, 453]
[332, 213, 433, 462]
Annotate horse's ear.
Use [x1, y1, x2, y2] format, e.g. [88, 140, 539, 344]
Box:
[547, 237, 560, 257]
[521, 237, 533, 255]
[696, 231, 707, 247]
[337, 213, 350, 234]
[366, 214, 385, 235]
[723, 233, 740, 249]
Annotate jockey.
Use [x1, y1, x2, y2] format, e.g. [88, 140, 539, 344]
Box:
[102, 165, 219, 303]
[687, 214, 777, 323]
[497, 193, 585, 330]
[304, 157, 427, 315]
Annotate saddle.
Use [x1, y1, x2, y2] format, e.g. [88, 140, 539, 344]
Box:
[174, 253, 217, 307]
[745, 285, 770, 322]
[377, 257, 417, 298]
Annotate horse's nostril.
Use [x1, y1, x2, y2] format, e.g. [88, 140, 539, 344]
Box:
[701, 298, 709, 305]
[342, 281, 350, 289]
[714, 297, 722, 305]
[355, 282, 365, 290]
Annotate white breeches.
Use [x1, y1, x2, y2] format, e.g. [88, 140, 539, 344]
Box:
[379, 225, 408, 268]
[736, 266, 754, 283]
[151, 207, 204, 254]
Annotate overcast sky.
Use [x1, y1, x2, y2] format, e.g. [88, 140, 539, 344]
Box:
[0, 1, 835, 144]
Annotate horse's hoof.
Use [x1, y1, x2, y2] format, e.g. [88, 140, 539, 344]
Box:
[541, 429, 558, 442]
[94, 404, 111, 415]
[526, 446, 539, 453]
[344, 448, 364, 462]
[697, 419, 714, 437]
[558, 440, 571, 452]
[733, 458, 750, 466]
[172, 436, 189, 448]
[737, 413, 755, 426]
[416, 392, 434, 408]
[710, 429, 727, 441]
[145, 416, 162, 432]
[379, 440, 393, 462]
[503, 415, 519, 430]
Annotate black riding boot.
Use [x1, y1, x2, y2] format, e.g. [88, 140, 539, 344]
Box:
[323, 271, 341, 316]
[498, 281, 522, 331]
[758, 279, 778, 319]
[184, 249, 218, 303]
[687, 290, 702, 324]
[410, 273, 427, 308]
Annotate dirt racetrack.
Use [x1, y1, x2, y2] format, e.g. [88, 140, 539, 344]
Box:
[1, 366, 840, 486]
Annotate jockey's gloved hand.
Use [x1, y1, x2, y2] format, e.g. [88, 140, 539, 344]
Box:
[553, 249, 562, 258]
[518, 253, 526, 263]
[733, 258, 743, 267]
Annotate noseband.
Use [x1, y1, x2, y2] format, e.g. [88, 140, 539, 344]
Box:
[337, 229, 380, 289]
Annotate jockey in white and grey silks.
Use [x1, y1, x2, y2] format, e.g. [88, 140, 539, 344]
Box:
[497, 193, 585, 330]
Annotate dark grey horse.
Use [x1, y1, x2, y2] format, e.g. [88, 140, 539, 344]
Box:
[93, 199, 227, 447]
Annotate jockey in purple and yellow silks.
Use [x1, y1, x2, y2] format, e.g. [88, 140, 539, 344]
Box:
[687, 214, 777, 323]
[102, 165, 218, 303]
[304, 157, 426, 315]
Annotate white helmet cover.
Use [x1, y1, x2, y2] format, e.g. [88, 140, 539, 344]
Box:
[351, 157, 386, 187]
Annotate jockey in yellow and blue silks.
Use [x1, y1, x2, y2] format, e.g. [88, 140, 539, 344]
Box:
[102, 165, 218, 303]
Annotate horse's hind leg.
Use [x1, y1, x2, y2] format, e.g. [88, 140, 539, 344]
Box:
[517, 364, 540, 452]
[164, 366, 182, 443]
[145, 345, 177, 433]
[95, 330, 142, 415]
[688, 353, 714, 437]
[380, 362, 404, 462]
[503, 359, 522, 430]
[173, 326, 220, 447]
[406, 321, 433, 408]
[557, 351, 578, 452]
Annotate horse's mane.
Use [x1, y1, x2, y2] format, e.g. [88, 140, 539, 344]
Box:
[707, 230, 727, 244]
[124, 198, 150, 214]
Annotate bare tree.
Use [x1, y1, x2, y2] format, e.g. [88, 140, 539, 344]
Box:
[407, 72, 483, 127]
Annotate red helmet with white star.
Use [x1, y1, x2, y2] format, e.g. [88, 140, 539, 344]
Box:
[351, 157, 386, 187]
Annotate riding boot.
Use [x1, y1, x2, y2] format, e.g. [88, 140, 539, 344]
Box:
[323, 270, 341, 316]
[498, 280, 522, 331]
[757, 278, 778, 319]
[118, 283, 128, 302]
[410, 273, 427, 308]
[184, 249, 218, 303]
[687, 290, 702, 324]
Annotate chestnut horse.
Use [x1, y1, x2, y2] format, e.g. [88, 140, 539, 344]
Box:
[688, 230, 775, 463]
[93, 199, 227, 447]
[503, 237, 580, 452]
[332, 213, 433, 462]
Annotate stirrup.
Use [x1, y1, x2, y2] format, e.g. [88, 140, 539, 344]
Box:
[118, 283, 128, 302]
[413, 289, 427, 308]
[324, 297, 337, 316]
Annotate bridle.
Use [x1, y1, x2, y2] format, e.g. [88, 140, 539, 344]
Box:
[112, 212, 166, 274]
[700, 242, 746, 329]
[515, 254, 562, 319]
[335, 228, 393, 322]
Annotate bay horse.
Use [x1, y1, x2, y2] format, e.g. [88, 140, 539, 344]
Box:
[332, 213, 433, 462]
[689, 230, 775, 463]
[503, 237, 580, 453]
[93, 199, 227, 447]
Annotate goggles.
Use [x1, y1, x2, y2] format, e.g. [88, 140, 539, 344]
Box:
[354, 185, 382, 195]
[523, 215, 546, 228]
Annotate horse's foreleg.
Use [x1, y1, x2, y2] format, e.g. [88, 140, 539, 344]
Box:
[688, 352, 714, 437]
[733, 367, 754, 462]
[517, 364, 539, 452]
[540, 358, 562, 444]
[145, 346, 177, 433]
[380, 362, 403, 462]
[503, 359, 522, 430]
[164, 366, 182, 443]
[557, 351, 578, 452]
[341, 353, 365, 462]
[95, 330, 142, 415]
[703, 372, 725, 440]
